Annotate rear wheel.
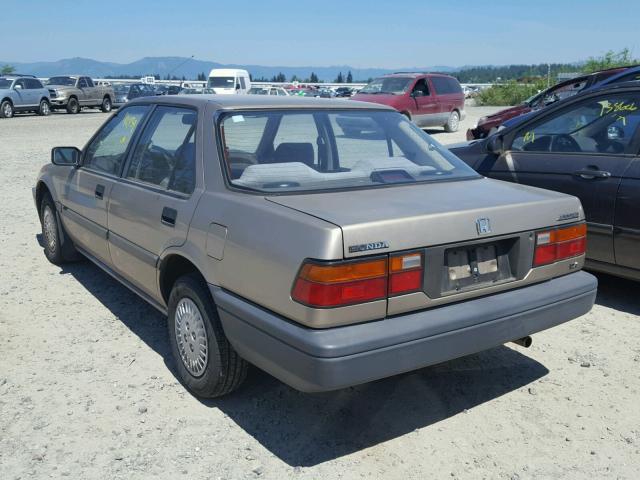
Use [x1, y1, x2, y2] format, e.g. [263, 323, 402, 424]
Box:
[444, 110, 460, 132]
[0, 100, 14, 118]
[38, 99, 51, 116]
[66, 97, 79, 114]
[40, 193, 80, 264]
[167, 274, 248, 398]
[100, 96, 112, 113]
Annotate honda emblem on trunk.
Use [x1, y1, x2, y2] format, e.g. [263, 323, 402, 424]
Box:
[476, 218, 491, 235]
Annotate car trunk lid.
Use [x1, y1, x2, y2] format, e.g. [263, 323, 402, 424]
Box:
[266, 177, 584, 259]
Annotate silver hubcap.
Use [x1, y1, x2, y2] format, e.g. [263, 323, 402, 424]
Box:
[174, 298, 208, 377]
[43, 206, 57, 252]
[3, 103, 11, 117]
[450, 113, 459, 130]
[41, 102, 49, 115]
[104, 100, 111, 111]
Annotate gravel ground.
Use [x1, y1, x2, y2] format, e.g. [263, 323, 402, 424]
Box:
[1, 106, 639, 480]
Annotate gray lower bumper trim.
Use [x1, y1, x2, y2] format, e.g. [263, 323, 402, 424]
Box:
[212, 272, 597, 392]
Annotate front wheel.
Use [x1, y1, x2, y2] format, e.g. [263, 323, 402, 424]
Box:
[38, 99, 51, 116]
[167, 274, 248, 398]
[66, 98, 79, 114]
[100, 97, 112, 113]
[0, 100, 14, 118]
[444, 110, 460, 132]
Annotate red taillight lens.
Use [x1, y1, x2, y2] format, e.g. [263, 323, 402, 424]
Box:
[389, 252, 424, 295]
[292, 252, 425, 308]
[533, 223, 586, 267]
[292, 258, 388, 307]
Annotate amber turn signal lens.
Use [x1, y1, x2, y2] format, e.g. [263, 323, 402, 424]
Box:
[299, 259, 387, 283]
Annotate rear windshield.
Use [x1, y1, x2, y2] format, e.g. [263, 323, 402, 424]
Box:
[219, 110, 478, 193]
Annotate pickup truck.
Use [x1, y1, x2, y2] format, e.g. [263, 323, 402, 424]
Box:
[46, 76, 115, 114]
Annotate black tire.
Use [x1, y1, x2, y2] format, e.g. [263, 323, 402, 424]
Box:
[0, 99, 14, 118]
[40, 193, 80, 264]
[38, 99, 51, 116]
[444, 110, 460, 132]
[66, 97, 79, 114]
[167, 274, 248, 398]
[100, 96, 112, 113]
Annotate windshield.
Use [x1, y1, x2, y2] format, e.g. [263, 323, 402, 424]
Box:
[208, 76, 235, 88]
[113, 84, 129, 94]
[0, 78, 13, 88]
[220, 110, 478, 193]
[359, 77, 413, 95]
[46, 76, 76, 86]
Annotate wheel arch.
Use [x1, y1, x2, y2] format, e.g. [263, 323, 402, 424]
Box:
[158, 254, 207, 305]
[35, 180, 53, 220]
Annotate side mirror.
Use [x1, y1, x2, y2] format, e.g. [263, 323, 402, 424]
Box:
[485, 134, 504, 155]
[51, 146, 81, 166]
[14, 84, 22, 90]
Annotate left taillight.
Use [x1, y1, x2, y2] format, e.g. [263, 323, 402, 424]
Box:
[292, 252, 425, 308]
[533, 223, 587, 267]
[292, 258, 388, 308]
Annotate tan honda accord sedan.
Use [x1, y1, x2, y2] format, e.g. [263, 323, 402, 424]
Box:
[34, 95, 597, 397]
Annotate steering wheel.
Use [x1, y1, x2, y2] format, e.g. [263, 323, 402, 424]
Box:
[551, 134, 581, 153]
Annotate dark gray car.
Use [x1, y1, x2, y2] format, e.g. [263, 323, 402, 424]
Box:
[451, 82, 640, 281]
[34, 95, 596, 398]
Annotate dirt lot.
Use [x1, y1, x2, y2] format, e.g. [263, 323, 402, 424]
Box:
[1, 107, 639, 480]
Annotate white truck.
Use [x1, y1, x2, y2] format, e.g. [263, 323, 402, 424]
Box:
[207, 69, 251, 94]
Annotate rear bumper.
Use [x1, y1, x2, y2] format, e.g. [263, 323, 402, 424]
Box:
[212, 271, 597, 392]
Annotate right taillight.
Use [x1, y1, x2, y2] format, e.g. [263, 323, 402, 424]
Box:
[534, 223, 587, 267]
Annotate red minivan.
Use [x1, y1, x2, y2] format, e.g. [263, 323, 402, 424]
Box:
[351, 73, 466, 132]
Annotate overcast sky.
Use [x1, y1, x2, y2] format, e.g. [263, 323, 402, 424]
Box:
[2, 0, 638, 67]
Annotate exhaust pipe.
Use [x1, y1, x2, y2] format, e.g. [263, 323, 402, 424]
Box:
[511, 336, 532, 348]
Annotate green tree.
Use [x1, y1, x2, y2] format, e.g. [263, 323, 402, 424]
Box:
[582, 48, 639, 73]
[196, 72, 206, 81]
[346, 71, 353, 83]
[309, 72, 319, 83]
[290, 74, 299, 82]
[1, 65, 15, 75]
[335, 72, 344, 83]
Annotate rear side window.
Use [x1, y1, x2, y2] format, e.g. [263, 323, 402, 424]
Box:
[609, 71, 640, 84]
[86, 77, 95, 87]
[431, 77, 462, 95]
[83, 106, 149, 175]
[126, 106, 197, 194]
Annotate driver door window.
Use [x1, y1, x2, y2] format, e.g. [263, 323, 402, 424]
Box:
[412, 79, 430, 97]
[126, 106, 197, 194]
[83, 105, 149, 175]
[512, 93, 640, 154]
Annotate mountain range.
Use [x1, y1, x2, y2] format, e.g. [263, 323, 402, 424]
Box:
[1, 56, 458, 81]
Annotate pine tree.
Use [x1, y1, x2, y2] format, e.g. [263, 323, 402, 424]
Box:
[346, 71, 353, 83]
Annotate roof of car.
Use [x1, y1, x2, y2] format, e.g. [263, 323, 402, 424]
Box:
[383, 72, 454, 78]
[126, 94, 396, 111]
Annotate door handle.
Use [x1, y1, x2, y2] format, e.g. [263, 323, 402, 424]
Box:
[95, 184, 105, 199]
[573, 169, 611, 180]
[161, 207, 177, 227]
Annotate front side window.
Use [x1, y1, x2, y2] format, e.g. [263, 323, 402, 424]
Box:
[83, 106, 149, 175]
[220, 109, 478, 193]
[512, 93, 640, 154]
[85, 77, 94, 87]
[126, 106, 196, 194]
[412, 79, 430, 97]
[359, 77, 413, 95]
